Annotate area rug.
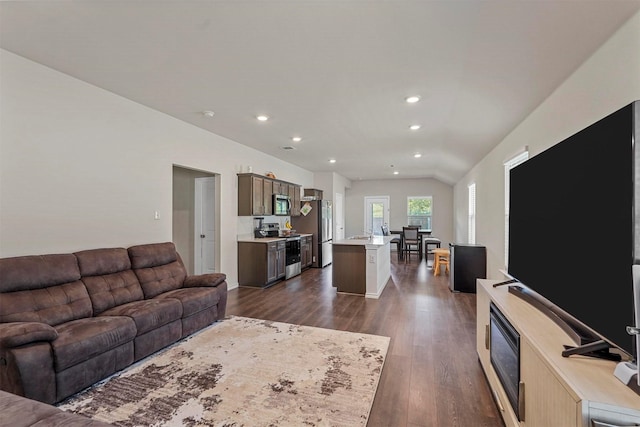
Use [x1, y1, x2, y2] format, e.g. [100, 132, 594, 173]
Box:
[58, 316, 390, 426]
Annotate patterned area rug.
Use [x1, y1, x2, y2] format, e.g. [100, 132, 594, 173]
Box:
[58, 316, 390, 426]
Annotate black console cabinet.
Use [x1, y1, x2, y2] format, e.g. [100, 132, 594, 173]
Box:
[449, 244, 486, 293]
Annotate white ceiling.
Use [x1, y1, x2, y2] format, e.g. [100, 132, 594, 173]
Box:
[2, 1, 639, 184]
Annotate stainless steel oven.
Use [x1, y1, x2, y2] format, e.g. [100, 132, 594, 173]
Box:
[285, 235, 301, 279]
[490, 302, 524, 421]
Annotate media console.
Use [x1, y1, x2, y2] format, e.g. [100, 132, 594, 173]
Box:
[477, 279, 640, 427]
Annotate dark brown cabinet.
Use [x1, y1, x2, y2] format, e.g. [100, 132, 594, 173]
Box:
[301, 235, 313, 268]
[288, 184, 301, 217]
[239, 174, 272, 216]
[332, 244, 366, 294]
[267, 241, 286, 283]
[272, 181, 285, 196]
[238, 173, 301, 217]
[238, 240, 286, 287]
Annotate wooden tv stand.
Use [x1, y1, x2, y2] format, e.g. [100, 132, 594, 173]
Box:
[477, 279, 640, 426]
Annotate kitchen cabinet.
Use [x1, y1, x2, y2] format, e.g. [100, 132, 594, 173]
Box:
[267, 241, 286, 283]
[301, 235, 313, 268]
[477, 280, 640, 427]
[272, 181, 285, 196]
[288, 184, 301, 216]
[237, 173, 301, 217]
[238, 174, 272, 216]
[238, 240, 285, 287]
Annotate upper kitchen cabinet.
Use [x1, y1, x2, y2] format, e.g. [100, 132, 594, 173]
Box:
[238, 174, 272, 216]
[237, 173, 301, 216]
[272, 181, 285, 196]
[288, 184, 301, 217]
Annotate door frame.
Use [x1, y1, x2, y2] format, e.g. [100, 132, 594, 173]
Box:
[364, 196, 390, 236]
[335, 192, 345, 241]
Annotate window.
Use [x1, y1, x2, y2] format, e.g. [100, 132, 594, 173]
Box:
[407, 196, 432, 229]
[468, 183, 476, 244]
[504, 151, 529, 267]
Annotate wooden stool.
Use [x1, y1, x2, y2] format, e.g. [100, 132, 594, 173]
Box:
[432, 248, 450, 275]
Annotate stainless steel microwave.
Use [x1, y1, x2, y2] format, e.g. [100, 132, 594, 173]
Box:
[273, 194, 291, 216]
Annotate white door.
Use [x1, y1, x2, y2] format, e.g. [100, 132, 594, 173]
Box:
[364, 196, 389, 236]
[195, 177, 216, 274]
[335, 192, 345, 240]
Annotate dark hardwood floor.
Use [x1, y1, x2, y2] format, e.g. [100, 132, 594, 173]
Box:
[226, 254, 504, 427]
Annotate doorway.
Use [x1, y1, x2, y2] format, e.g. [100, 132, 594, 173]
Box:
[334, 192, 345, 240]
[172, 166, 219, 275]
[195, 177, 216, 274]
[364, 196, 389, 236]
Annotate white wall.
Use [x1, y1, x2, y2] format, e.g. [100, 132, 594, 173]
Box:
[345, 178, 453, 246]
[313, 172, 352, 240]
[453, 11, 640, 279]
[0, 49, 314, 288]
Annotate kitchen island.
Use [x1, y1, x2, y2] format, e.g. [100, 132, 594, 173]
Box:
[332, 235, 393, 298]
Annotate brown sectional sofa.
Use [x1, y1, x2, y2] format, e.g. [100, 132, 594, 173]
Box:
[0, 389, 112, 426]
[0, 242, 227, 405]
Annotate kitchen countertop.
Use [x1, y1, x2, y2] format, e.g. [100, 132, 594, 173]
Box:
[237, 233, 312, 243]
[332, 235, 394, 247]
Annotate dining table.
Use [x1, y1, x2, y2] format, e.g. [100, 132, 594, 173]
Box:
[389, 229, 433, 260]
[389, 229, 432, 237]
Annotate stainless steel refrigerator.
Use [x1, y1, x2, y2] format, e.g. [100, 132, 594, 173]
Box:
[291, 200, 332, 268]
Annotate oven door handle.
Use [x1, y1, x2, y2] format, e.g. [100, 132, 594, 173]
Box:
[518, 381, 525, 421]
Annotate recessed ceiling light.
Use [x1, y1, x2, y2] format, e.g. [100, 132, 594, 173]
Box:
[202, 110, 215, 118]
[393, 171, 400, 175]
[256, 115, 269, 122]
[409, 124, 421, 131]
[405, 95, 420, 103]
[292, 136, 302, 142]
[414, 153, 422, 158]
[329, 159, 336, 163]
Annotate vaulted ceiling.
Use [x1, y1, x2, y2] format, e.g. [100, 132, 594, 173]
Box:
[2, 1, 639, 184]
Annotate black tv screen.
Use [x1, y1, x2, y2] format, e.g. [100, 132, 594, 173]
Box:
[508, 101, 637, 357]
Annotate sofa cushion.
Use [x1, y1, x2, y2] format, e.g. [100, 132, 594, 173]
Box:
[52, 316, 136, 372]
[0, 281, 93, 326]
[99, 298, 183, 335]
[128, 242, 187, 298]
[75, 248, 144, 315]
[128, 242, 179, 269]
[0, 322, 58, 348]
[183, 273, 227, 288]
[154, 287, 221, 317]
[0, 390, 113, 427]
[0, 254, 80, 293]
[0, 389, 60, 425]
[0, 253, 92, 326]
[75, 247, 131, 277]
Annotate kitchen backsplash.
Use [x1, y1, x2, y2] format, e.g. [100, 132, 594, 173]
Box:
[237, 215, 290, 239]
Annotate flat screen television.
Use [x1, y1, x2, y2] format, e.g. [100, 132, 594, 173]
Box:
[507, 100, 640, 367]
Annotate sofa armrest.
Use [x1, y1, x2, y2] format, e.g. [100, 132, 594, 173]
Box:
[183, 273, 227, 288]
[0, 322, 58, 348]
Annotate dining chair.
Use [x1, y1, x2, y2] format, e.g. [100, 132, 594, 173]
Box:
[381, 225, 402, 261]
[423, 237, 442, 265]
[402, 226, 421, 262]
